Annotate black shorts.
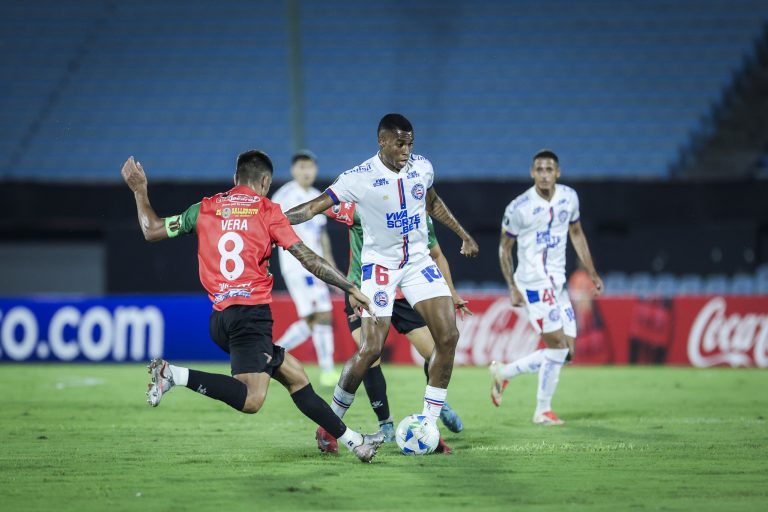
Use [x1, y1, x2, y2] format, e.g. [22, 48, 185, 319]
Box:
[209, 304, 285, 376]
[345, 295, 427, 335]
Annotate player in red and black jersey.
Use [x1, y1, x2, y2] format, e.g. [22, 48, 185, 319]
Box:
[121, 150, 384, 462]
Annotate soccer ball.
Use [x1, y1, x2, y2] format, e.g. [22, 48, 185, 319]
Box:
[395, 414, 439, 455]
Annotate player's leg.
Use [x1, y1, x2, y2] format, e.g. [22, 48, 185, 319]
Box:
[311, 303, 339, 386]
[532, 327, 569, 425]
[344, 295, 394, 439]
[331, 315, 392, 419]
[148, 306, 276, 413]
[328, 264, 399, 421]
[490, 287, 566, 408]
[272, 352, 384, 462]
[275, 273, 314, 351]
[394, 299, 463, 435]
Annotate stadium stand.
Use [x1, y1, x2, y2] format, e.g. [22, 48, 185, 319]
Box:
[2, 0, 768, 180]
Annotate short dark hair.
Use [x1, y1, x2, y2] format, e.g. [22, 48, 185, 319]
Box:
[236, 150, 273, 183]
[533, 149, 559, 164]
[378, 113, 413, 134]
[291, 149, 317, 165]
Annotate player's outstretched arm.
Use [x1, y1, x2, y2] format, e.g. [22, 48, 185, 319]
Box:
[121, 156, 168, 242]
[425, 188, 479, 257]
[498, 233, 524, 307]
[430, 242, 473, 317]
[568, 221, 604, 295]
[287, 241, 375, 318]
[285, 193, 335, 225]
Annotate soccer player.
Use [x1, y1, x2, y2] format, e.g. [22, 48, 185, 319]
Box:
[120, 151, 384, 462]
[271, 150, 339, 387]
[325, 201, 468, 452]
[492, 149, 604, 425]
[285, 114, 479, 447]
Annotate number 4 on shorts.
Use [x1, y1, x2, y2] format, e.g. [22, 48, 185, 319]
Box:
[542, 288, 555, 305]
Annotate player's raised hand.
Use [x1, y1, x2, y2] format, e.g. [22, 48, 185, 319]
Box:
[460, 236, 479, 258]
[591, 272, 604, 296]
[509, 286, 525, 307]
[452, 293, 473, 320]
[121, 156, 148, 193]
[349, 287, 378, 324]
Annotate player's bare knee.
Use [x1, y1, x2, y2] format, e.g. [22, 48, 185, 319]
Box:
[358, 344, 384, 365]
[242, 389, 267, 414]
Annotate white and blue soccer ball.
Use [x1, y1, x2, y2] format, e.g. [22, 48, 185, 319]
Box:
[395, 414, 440, 455]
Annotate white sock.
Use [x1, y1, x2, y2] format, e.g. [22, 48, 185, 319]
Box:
[331, 385, 355, 419]
[535, 348, 569, 415]
[312, 323, 335, 373]
[275, 320, 311, 351]
[422, 385, 448, 423]
[168, 364, 188, 386]
[501, 349, 546, 379]
[338, 428, 364, 451]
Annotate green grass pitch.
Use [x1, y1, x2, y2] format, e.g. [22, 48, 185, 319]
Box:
[1, 364, 766, 511]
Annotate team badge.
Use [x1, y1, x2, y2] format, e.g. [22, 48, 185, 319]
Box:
[558, 210, 568, 223]
[549, 309, 561, 322]
[411, 183, 425, 200]
[222, 207, 232, 219]
[373, 290, 389, 308]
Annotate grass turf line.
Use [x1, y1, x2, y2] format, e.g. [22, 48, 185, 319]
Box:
[0, 365, 766, 511]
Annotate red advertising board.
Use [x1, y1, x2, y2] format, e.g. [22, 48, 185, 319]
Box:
[271, 293, 768, 368]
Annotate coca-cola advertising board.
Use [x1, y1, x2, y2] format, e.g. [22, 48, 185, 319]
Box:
[668, 296, 768, 368]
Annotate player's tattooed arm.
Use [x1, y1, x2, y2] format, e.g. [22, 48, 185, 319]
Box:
[498, 233, 524, 307]
[285, 193, 335, 225]
[425, 187, 479, 257]
[288, 241, 376, 318]
[568, 221, 604, 295]
[121, 156, 168, 242]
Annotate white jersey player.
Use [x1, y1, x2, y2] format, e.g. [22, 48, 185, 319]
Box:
[271, 151, 339, 387]
[284, 114, 478, 453]
[492, 149, 603, 425]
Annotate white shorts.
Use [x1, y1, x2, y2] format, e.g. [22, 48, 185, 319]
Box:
[284, 272, 332, 318]
[359, 256, 451, 318]
[521, 282, 577, 338]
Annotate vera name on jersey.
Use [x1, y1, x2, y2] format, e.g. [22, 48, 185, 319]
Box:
[386, 209, 421, 234]
[221, 219, 249, 230]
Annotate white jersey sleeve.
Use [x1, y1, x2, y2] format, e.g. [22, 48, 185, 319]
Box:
[501, 198, 525, 237]
[570, 189, 581, 223]
[326, 169, 360, 204]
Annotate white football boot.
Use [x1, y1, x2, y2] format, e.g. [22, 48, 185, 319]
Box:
[489, 361, 509, 407]
[352, 431, 386, 463]
[146, 358, 175, 407]
[532, 411, 565, 426]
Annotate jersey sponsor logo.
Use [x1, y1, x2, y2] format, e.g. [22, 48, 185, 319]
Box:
[557, 198, 568, 205]
[533, 206, 544, 215]
[373, 178, 389, 187]
[407, 170, 420, 179]
[217, 194, 261, 204]
[213, 288, 252, 304]
[558, 210, 568, 223]
[536, 231, 561, 248]
[386, 210, 421, 235]
[215, 207, 259, 217]
[373, 290, 389, 308]
[410, 154, 427, 162]
[344, 163, 373, 175]
[411, 183, 425, 200]
[548, 308, 561, 322]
